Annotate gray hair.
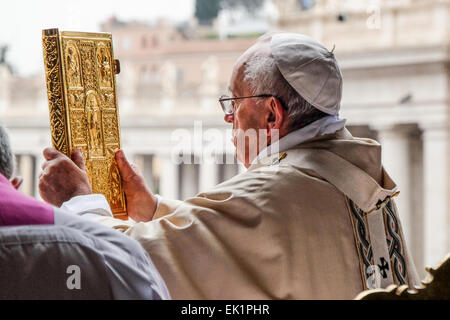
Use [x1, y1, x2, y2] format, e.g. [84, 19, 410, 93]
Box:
[0, 124, 14, 179]
[243, 36, 327, 131]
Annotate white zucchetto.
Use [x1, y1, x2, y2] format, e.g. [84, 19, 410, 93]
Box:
[270, 33, 343, 115]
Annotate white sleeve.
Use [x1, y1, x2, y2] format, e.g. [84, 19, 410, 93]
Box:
[60, 194, 113, 218]
[60, 194, 163, 219]
[54, 209, 171, 299]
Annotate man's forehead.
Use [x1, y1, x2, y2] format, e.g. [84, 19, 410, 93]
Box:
[228, 37, 273, 95]
[234, 40, 271, 73]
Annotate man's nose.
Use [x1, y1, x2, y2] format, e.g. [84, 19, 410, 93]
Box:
[224, 114, 234, 123]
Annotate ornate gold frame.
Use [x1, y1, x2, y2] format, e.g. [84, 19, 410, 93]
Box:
[42, 28, 127, 218]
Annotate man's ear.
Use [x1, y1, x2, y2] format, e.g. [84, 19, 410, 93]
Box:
[266, 97, 285, 135]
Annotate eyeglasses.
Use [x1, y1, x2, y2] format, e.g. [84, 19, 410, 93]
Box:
[219, 94, 273, 115]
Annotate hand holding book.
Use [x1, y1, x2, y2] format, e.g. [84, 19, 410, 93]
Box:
[38, 147, 158, 221]
[39, 147, 92, 207]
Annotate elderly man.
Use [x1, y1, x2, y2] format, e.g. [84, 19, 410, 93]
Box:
[0, 124, 169, 299]
[39, 33, 420, 299]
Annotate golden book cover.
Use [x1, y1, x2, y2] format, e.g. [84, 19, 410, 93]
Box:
[42, 28, 127, 218]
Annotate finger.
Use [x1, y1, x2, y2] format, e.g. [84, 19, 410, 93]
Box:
[11, 176, 23, 190]
[130, 163, 143, 175]
[41, 160, 51, 171]
[71, 148, 86, 171]
[43, 147, 63, 161]
[41, 157, 58, 174]
[115, 150, 136, 181]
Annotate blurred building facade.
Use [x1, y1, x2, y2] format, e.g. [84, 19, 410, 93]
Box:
[0, 0, 449, 274]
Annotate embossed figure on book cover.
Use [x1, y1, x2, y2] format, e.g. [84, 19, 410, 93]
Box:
[42, 29, 127, 218]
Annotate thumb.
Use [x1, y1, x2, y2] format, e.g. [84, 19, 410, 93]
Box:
[43, 147, 62, 161]
[115, 150, 137, 181]
[71, 148, 86, 171]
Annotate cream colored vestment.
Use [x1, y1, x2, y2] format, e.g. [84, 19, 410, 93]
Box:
[92, 128, 420, 299]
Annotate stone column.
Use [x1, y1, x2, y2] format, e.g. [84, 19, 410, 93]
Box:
[180, 163, 199, 200]
[159, 154, 179, 199]
[34, 153, 46, 199]
[409, 129, 425, 276]
[0, 65, 11, 114]
[376, 124, 426, 274]
[421, 124, 450, 267]
[199, 157, 219, 192]
[17, 154, 35, 197]
[376, 125, 416, 245]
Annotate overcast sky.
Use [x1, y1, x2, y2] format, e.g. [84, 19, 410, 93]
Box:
[0, 0, 195, 75]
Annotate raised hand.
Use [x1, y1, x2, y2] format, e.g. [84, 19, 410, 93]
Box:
[39, 147, 92, 207]
[115, 150, 157, 222]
